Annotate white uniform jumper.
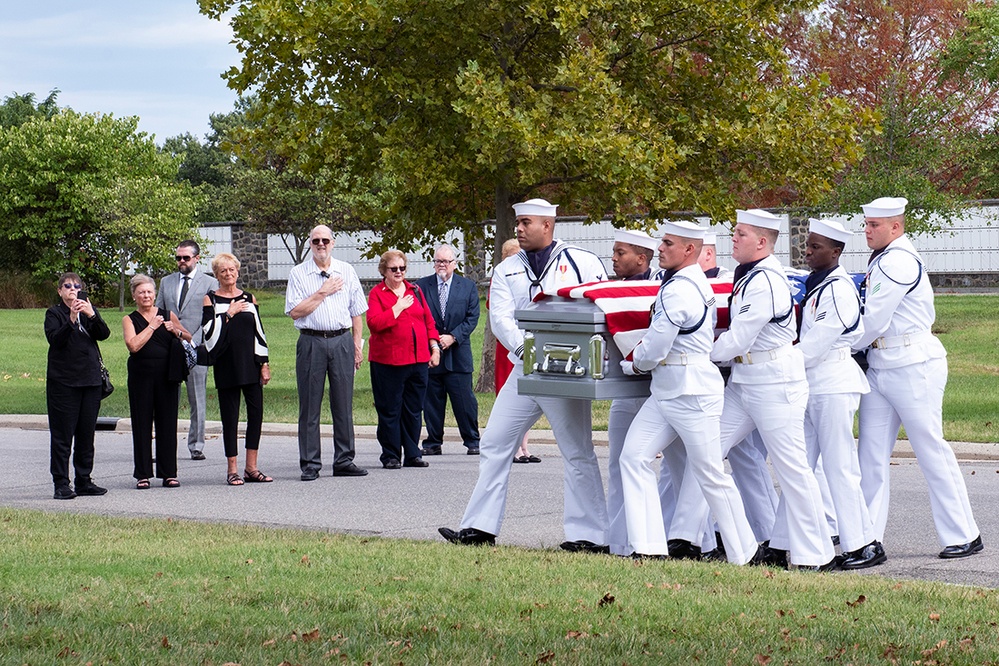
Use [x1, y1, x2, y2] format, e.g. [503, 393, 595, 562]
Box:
[460, 241, 609, 543]
[620, 265, 759, 563]
[770, 265, 874, 554]
[855, 236, 978, 546]
[677, 254, 834, 566]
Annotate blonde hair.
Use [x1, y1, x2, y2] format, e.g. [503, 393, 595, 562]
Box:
[378, 249, 407, 277]
[211, 252, 241, 273]
[129, 273, 155, 296]
[500, 238, 521, 260]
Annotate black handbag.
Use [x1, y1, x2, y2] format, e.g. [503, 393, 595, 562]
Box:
[98, 352, 114, 400]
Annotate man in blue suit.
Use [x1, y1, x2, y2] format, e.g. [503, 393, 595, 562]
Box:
[417, 244, 481, 455]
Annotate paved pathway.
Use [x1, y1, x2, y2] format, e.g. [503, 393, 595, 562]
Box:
[1, 416, 997, 588]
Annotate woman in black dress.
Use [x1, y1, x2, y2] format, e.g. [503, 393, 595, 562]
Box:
[202, 253, 271, 486]
[44, 272, 111, 500]
[123, 274, 191, 489]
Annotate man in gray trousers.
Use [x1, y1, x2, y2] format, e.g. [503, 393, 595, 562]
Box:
[156, 240, 219, 460]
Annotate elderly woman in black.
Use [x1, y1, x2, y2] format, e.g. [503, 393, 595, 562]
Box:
[44, 273, 111, 500]
[123, 274, 191, 489]
[202, 252, 272, 486]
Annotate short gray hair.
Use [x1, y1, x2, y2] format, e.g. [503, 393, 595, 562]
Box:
[129, 273, 155, 296]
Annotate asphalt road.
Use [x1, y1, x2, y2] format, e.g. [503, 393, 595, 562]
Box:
[2, 417, 997, 588]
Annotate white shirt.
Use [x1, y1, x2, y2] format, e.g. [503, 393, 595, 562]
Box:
[177, 267, 198, 304]
[854, 235, 946, 369]
[711, 254, 804, 384]
[632, 264, 723, 399]
[490, 240, 607, 363]
[797, 265, 869, 395]
[285, 257, 367, 330]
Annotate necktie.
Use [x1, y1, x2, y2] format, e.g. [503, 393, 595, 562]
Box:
[179, 276, 190, 310]
[439, 281, 448, 318]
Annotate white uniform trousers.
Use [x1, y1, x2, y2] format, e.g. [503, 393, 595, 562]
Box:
[858, 358, 978, 546]
[727, 431, 779, 541]
[460, 365, 608, 543]
[770, 393, 874, 553]
[673, 380, 834, 565]
[620, 394, 758, 563]
[607, 397, 646, 556]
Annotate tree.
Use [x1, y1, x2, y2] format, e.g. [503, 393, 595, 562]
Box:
[0, 111, 198, 301]
[0, 90, 60, 129]
[779, 0, 999, 232]
[199, 0, 867, 262]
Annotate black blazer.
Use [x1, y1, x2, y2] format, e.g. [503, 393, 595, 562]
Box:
[415, 273, 480, 374]
[44, 302, 111, 387]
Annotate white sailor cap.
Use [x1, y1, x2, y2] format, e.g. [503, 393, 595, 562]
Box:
[736, 208, 782, 231]
[702, 232, 717, 245]
[614, 229, 659, 251]
[808, 218, 854, 244]
[861, 197, 908, 218]
[661, 220, 706, 240]
[512, 198, 558, 217]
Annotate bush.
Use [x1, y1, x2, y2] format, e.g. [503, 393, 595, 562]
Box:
[0, 271, 53, 308]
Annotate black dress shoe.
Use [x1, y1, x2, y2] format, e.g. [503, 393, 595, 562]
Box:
[840, 540, 887, 570]
[53, 486, 76, 500]
[403, 458, 429, 468]
[422, 445, 442, 456]
[701, 548, 726, 562]
[794, 558, 839, 572]
[383, 459, 402, 469]
[438, 526, 496, 546]
[631, 552, 668, 561]
[300, 469, 320, 481]
[939, 535, 984, 559]
[560, 540, 611, 554]
[749, 541, 788, 568]
[332, 463, 369, 477]
[75, 481, 108, 496]
[191, 451, 206, 460]
[466, 446, 480, 455]
[667, 539, 701, 560]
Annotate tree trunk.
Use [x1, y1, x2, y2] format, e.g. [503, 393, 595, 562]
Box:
[475, 180, 517, 393]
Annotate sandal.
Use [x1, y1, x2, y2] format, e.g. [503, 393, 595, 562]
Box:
[513, 455, 530, 464]
[527, 455, 541, 463]
[226, 473, 244, 486]
[163, 478, 181, 488]
[135, 479, 150, 490]
[243, 469, 273, 483]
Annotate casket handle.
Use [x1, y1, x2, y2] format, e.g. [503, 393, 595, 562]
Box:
[523, 332, 535, 375]
[589, 334, 605, 380]
[536, 343, 586, 376]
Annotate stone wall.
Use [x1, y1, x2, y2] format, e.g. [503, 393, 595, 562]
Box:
[230, 222, 270, 289]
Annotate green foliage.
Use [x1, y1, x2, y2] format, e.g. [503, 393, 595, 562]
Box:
[0, 110, 199, 299]
[0, 90, 60, 129]
[199, 0, 865, 259]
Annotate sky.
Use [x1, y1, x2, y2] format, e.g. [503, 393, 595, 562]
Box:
[1, 0, 241, 143]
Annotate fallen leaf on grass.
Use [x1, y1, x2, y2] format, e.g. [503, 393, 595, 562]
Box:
[762, 570, 775, 579]
[598, 593, 615, 607]
[57, 646, 77, 658]
[302, 628, 321, 642]
[929, 613, 941, 622]
[921, 639, 947, 658]
[565, 631, 589, 639]
[755, 654, 771, 665]
[300, 555, 310, 566]
[161, 636, 171, 649]
[262, 639, 276, 647]
[536, 650, 556, 664]
[846, 595, 866, 607]
[245, 559, 254, 564]
[392, 576, 409, 581]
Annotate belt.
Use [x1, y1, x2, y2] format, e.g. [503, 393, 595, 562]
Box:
[734, 343, 794, 365]
[659, 352, 710, 366]
[300, 328, 350, 338]
[820, 347, 853, 362]
[870, 329, 932, 350]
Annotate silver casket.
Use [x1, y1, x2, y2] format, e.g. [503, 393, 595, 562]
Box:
[515, 297, 652, 400]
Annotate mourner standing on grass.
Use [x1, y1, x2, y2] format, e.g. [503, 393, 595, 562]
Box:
[439, 198, 609, 550]
[854, 197, 982, 559]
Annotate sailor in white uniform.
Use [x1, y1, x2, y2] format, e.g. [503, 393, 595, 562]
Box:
[769, 218, 884, 569]
[606, 229, 666, 557]
[619, 221, 760, 563]
[439, 198, 609, 550]
[673, 209, 836, 569]
[854, 196, 982, 559]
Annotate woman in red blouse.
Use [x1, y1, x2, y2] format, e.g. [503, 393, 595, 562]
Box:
[367, 250, 441, 469]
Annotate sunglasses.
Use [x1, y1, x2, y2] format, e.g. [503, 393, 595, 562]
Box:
[311, 238, 332, 246]
[175, 255, 194, 262]
[387, 266, 407, 273]
[62, 283, 82, 290]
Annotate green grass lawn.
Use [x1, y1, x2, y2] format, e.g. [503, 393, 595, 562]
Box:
[1, 508, 997, 664]
[0, 292, 994, 440]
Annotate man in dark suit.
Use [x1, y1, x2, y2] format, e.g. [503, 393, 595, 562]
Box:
[417, 244, 481, 455]
[156, 240, 219, 460]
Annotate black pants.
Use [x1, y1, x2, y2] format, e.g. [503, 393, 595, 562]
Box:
[218, 382, 263, 458]
[47, 381, 101, 488]
[128, 363, 179, 480]
[370, 361, 428, 465]
[422, 370, 480, 449]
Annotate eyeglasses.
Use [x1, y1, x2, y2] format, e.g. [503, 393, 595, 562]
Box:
[62, 283, 82, 290]
[311, 238, 332, 246]
[387, 266, 407, 273]
[175, 255, 194, 262]
[433, 259, 455, 265]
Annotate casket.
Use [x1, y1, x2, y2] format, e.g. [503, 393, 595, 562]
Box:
[515, 297, 652, 400]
